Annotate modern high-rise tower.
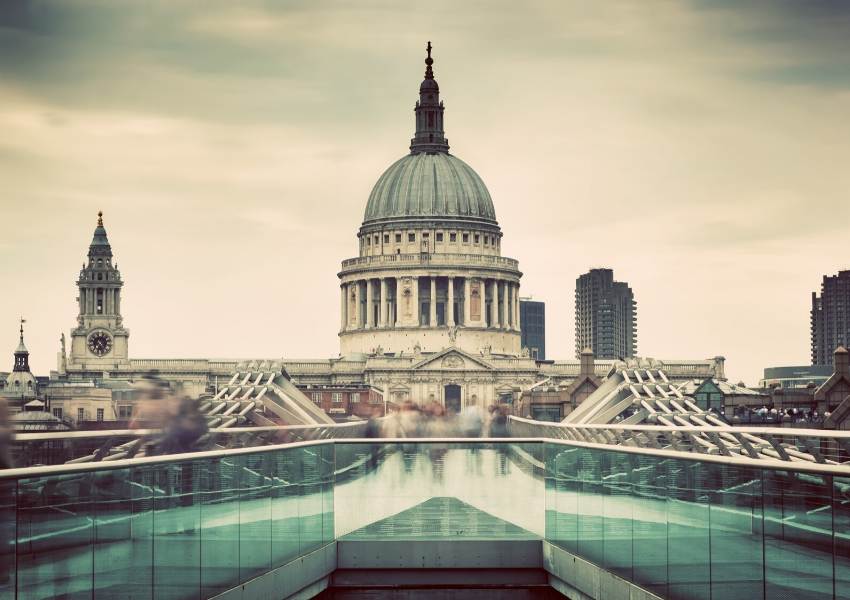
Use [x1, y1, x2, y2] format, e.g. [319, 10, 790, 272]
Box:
[519, 298, 546, 360]
[575, 268, 637, 359]
[811, 270, 850, 366]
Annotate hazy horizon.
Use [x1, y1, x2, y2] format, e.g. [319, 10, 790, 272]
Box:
[2, 1, 849, 384]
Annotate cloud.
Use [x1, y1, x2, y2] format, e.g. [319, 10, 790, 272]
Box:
[1, 0, 848, 385]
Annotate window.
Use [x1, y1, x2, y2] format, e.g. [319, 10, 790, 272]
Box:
[311, 392, 321, 404]
[423, 232, 429, 238]
[450, 232, 457, 242]
[332, 392, 343, 403]
[97, 273, 103, 280]
[474, 234, 480, 244]
[436, 232, 443, 242]
[484, 235, 489, 246]
[97, 408, 104, 422]
[118, 405, 133, 419]
[53, 407, 63, 420]
[374, 234, 379, 244]
[462, 233, 469, 243]
[366, 237, 371, 246]
[408, 233, 416, 242]
[350, 392, 360, 403]
[384, 234, 389, 244]
[78, 407, 85, 422]
[395, 233, 402, 243]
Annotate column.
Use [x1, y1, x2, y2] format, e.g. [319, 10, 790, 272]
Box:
[115, 289, 120, 316]
[354, 280, 362, 328]
[340, 284, 347, 331]
[490, 280, 498, 328]
[506, 283, 513, 329]
[412, 276, 420, 325]
[366, 279, 374, 328]
[429, 276, 437, 326]
[394, 277, 400, 326]
[447, 276, 455, 326]
[463, 277, 471, 325]
[379, 278, 388, 327]
[500, 280, 508, 329]
[514, 283, 521, 331]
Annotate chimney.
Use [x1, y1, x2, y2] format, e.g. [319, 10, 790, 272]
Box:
[580, 347, 594, 377]
[834, 346, 849, 376]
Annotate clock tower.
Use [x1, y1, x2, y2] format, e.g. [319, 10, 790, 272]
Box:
[67, 211, 130, 371]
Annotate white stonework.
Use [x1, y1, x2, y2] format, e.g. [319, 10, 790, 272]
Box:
[46, 49, 730, 418]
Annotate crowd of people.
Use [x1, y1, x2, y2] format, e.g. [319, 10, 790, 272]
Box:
[365, 401, 513, 439]
[732, 405, 827, 424]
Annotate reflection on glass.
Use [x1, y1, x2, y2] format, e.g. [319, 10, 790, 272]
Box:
[3, 439, 849, 600]
[334, 442, 543, 540]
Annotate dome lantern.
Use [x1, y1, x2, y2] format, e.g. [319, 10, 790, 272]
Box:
[410, 41, 449, 155]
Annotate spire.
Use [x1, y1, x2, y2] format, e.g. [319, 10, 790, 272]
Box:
[424, 41, 434, 79]
[410, 41, 449, 154]
[89, 210, 112, 259]
[14, 317, 29, 372]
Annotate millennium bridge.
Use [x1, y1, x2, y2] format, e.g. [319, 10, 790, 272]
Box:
[3, 422, 849, 600]
[3, 361, 849, 599]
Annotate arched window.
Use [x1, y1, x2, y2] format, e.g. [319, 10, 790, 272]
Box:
[27, 381, 32, 389]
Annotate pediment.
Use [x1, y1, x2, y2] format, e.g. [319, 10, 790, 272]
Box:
[411, 348, 495, 371]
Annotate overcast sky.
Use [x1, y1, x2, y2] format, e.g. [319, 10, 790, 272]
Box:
[1, 0, 849, 384]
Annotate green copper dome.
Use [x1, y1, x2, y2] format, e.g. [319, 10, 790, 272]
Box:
[362, 43, 498, 227]
[363, 152, 497, 225]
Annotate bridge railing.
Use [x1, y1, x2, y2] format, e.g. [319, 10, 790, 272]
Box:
[11, 420, 376, 467]
[509, 415, 850, 465]
[2, 436, 849, 599]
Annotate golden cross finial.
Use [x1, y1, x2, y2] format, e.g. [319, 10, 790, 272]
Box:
[97, 210, 103, 227]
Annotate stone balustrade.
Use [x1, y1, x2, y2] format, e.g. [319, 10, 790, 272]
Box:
[340, 252, 520, 273]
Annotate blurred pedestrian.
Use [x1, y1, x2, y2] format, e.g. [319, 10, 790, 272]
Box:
[0, 396, 13, 470]
[488, 404, 509, 438]
[159, 396, 209, 455]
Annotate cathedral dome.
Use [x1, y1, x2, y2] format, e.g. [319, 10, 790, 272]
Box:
[362, 43, 497, 227]
[363, 152, 497, 225]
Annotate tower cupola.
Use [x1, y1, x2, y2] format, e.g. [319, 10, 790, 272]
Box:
[13, 318, 29, 372]
[410, 42, 450, 154]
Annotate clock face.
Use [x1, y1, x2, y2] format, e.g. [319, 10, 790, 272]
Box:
[87, 331, 113, 356]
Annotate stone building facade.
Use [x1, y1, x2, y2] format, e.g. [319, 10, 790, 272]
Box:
[338, 45, 521, 359]
[44, 45, 728, 421]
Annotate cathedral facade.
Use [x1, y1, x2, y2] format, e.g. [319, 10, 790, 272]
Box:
[50, 46, 725, 421]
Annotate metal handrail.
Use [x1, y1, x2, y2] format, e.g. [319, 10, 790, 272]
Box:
[508, 415, 850, 467]
[15, 420, 371, 443]
[508, 415, 850, 439]
[4, 436, 850, 481]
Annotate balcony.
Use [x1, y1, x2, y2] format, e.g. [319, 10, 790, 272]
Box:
[339, 252, 520, 274]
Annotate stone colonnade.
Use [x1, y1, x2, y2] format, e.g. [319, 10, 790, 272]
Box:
[80, 287, 121, 316]
[340, 275, 521, 332]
